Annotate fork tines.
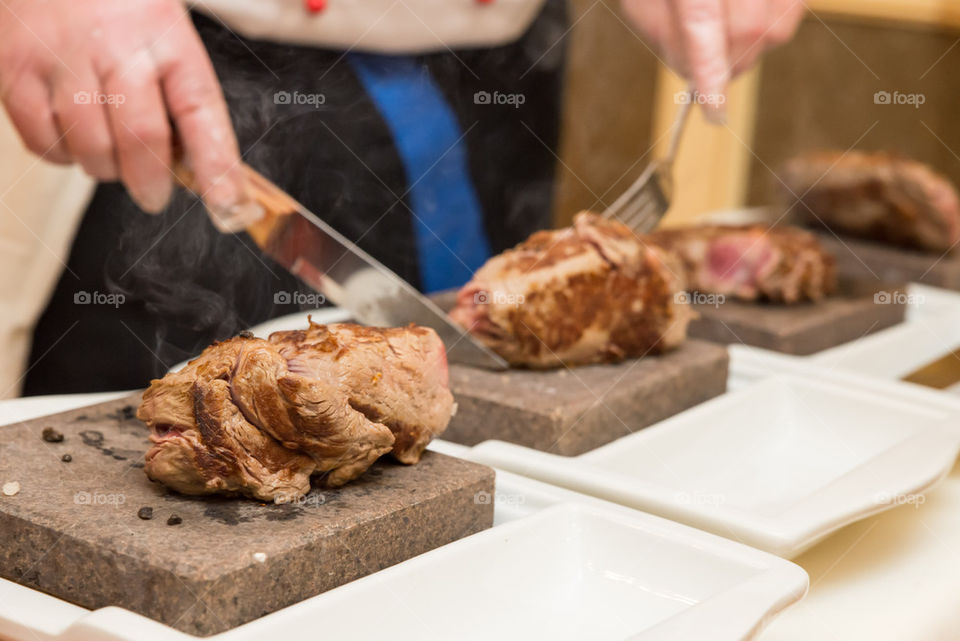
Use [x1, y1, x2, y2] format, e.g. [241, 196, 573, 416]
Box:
[603, 164, 670, 234]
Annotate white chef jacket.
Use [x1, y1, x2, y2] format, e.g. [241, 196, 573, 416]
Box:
[191, 0, 547, 52]
[0, 0, 546, 397]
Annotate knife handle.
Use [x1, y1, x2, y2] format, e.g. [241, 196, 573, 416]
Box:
[172, 160, 298, 246]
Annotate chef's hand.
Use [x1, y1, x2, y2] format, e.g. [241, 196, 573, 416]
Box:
[622, 0, 805, 123]
[0, 0, 260, 231]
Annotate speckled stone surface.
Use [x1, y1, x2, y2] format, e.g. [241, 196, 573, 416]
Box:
[687, 284, 907, 355]
[0, 395, 494, 636]
[445, 340, 728, 455]
[815, 231, 960, 290]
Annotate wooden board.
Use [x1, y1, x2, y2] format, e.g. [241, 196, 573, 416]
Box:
[444, 340, 729, 456]
[0, 395, 494, 636]
[815, 231, 960, 290]
[686, 280, 907, 355]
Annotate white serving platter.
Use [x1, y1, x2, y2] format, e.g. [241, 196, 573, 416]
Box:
[465, 367, 960, 559]
[0, 404, 808, 641]
[0, 391, 132, 426]
[226, 498, 806, 641]
[812, 300, 960, 381]
[903, 283, 960, 321]
[725, 283, 960, 383]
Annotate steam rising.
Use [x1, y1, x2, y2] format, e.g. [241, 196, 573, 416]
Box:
[102, 6, 566, 377]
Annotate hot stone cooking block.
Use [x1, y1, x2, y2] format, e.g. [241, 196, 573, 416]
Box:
[0, 395, 494, 636]
[427, 290, 730, 456]
[815, 231, 960, 290]
[444, 340, 729, 456]
[685, 278, 907, 355]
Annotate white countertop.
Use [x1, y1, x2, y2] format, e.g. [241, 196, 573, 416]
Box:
[2, 390, 958, 640]
[760, 458, 960, 641]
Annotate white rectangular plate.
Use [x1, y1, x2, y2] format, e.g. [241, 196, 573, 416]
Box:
[810, 284, 960, 380]
[0, 398, 807, 641]
[225, 500, 806, 641]
[813, 309, 960, 380]
[468, 369, 960, 558]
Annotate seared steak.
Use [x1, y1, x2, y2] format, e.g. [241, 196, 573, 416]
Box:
[449, 212, 692, 368]
[782, 150, 960, 253]
[138, 322, 455, 501]
[266, 323, 454, 466]
[139, 338, 320, 501]
[649, 224, 836, 303]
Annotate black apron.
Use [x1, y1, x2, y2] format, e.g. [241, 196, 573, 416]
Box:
[24, 2, 567, 395]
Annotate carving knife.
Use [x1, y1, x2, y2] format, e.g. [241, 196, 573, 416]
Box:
[176, 164, 508, 370]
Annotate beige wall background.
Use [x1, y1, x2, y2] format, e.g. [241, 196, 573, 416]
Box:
[0, 113, 94, 399]
[748, 15, 960, 207]
[553, 0, 659, 227]
[554, 0, 960, 228]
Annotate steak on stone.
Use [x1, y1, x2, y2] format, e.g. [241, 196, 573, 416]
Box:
[138, 322, 455, 501]
[782, 150, 960, 253]
[449, 212, 692, 368]
[649, 224, 837, 303]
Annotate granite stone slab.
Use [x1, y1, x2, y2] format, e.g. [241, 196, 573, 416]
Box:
[444, 339, 729, 456]
[686, 281, 907, 355]
[814, 231, 960, 290]
[0, 395, 494, 636]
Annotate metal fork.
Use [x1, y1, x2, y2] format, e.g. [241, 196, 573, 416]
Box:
[602, 90, 693, 232]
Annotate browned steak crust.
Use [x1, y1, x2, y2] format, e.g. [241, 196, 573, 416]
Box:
[137, 322, 454, 501]
[450, 212, 692, 368]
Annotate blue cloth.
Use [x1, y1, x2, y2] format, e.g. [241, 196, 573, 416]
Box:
[348, 53, 491, 292]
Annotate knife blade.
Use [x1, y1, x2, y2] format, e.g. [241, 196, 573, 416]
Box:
[178, 164, 508, 370]
[901, 348, 960, 389]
